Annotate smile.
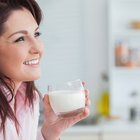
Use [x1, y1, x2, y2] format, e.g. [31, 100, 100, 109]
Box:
[23, 58, 39, 65]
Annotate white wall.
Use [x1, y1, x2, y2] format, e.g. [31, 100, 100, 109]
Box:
[36, 0, 108, 115]
[82, 0, 108, 106]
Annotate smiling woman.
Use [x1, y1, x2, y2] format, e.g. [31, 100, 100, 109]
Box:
[0, 0, 90, 140]
[0, 0, 44, 140]
[0, 8, 43, 83]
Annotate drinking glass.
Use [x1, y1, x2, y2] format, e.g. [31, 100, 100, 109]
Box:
[48, 79, 85, 118]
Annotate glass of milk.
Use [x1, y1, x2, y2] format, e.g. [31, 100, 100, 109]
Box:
[48, 79, 85, 118]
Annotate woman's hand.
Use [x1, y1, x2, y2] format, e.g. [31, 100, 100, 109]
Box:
[41, 85, 90, 140]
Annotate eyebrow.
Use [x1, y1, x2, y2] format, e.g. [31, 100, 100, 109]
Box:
[7, 27, 39, 38]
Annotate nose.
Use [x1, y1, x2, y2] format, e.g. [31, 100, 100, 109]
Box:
[29, 38, 44, 54]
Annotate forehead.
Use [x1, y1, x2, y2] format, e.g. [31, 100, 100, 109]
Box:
[3, 8, 38, 35]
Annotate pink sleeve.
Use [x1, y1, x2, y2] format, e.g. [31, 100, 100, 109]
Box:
[36, 128, 45, 140]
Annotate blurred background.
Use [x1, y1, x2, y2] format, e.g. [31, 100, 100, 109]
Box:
[36, 0, 140, 139]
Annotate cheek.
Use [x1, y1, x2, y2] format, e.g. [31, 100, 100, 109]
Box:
[0, 49, 26, 73]
[9, 52, 26, 65]
[0, 57, 26, 81]
[0, 56, 22, 74]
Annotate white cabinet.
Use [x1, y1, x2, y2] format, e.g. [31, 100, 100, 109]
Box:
[60, 126, 100, 140]
[60, 126, 140, 140]
[61, 134, 98, 140]
[108, 0, 140, 120]
[103, 132, 140, 140]
[61, 131, 140, 140]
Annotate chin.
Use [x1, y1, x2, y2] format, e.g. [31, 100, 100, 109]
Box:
[33, 75, 41, 80]
[26, 74, 41, 81]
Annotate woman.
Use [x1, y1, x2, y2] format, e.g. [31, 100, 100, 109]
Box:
[0, 0, 90, 140]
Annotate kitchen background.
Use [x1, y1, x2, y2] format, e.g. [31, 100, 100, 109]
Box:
[36, 0, 140, 139]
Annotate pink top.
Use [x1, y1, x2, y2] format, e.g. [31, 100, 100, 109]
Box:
[0, 83, 44, 140]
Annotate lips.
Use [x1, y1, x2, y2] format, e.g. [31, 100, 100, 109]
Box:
[23, 58, 39, 65]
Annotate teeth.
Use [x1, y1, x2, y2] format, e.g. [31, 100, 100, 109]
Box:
[24, 59, 39, 65]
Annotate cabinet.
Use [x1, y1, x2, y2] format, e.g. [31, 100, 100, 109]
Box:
[61, 127, 99, 140]
[108, 0, 140, 120]
[61, 134, 98, 140]
[60, 125, 140, 140]
[61, 130, 140, 140]
[103, 132, 140, 140]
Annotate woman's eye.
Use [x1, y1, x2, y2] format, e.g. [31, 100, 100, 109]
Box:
[14, 37, 24, 43]
[34, 32, 41, 38]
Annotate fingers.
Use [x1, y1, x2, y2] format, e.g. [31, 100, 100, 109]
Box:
[73, 107, 90, 124]
[82, 82, 90, 118]
[82, 81, 85, 87]
[85, 89, 89, 99]
[82, 81, 90, 111]
[85, 89, 91, 106]
[86, 99, 91, 106]
[84, 107, 90, 116]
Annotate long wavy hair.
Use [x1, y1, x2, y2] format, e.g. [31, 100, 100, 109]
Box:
[0, 0, 42, 138]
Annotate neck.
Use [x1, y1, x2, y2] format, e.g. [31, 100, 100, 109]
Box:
[13, 82, 22, 95]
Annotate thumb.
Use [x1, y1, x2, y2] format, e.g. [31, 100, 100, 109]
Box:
[43, 94, 53, 112]
[43, 94, 50, 105]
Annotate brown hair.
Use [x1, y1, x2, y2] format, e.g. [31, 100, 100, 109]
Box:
[0, 0, 42, 138]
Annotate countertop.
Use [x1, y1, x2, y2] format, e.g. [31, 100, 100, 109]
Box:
[64, 121, 140, 134]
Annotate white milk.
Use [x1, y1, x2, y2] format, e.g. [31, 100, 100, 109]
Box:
[49, 90, 85, 114]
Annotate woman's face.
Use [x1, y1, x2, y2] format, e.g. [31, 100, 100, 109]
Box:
[0, 8, 44, 83]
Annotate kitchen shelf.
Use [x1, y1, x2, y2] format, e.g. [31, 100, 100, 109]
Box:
[113, 67, 140, 71]
[108, 0, 140, 120]
[114, 30, 140, 38]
